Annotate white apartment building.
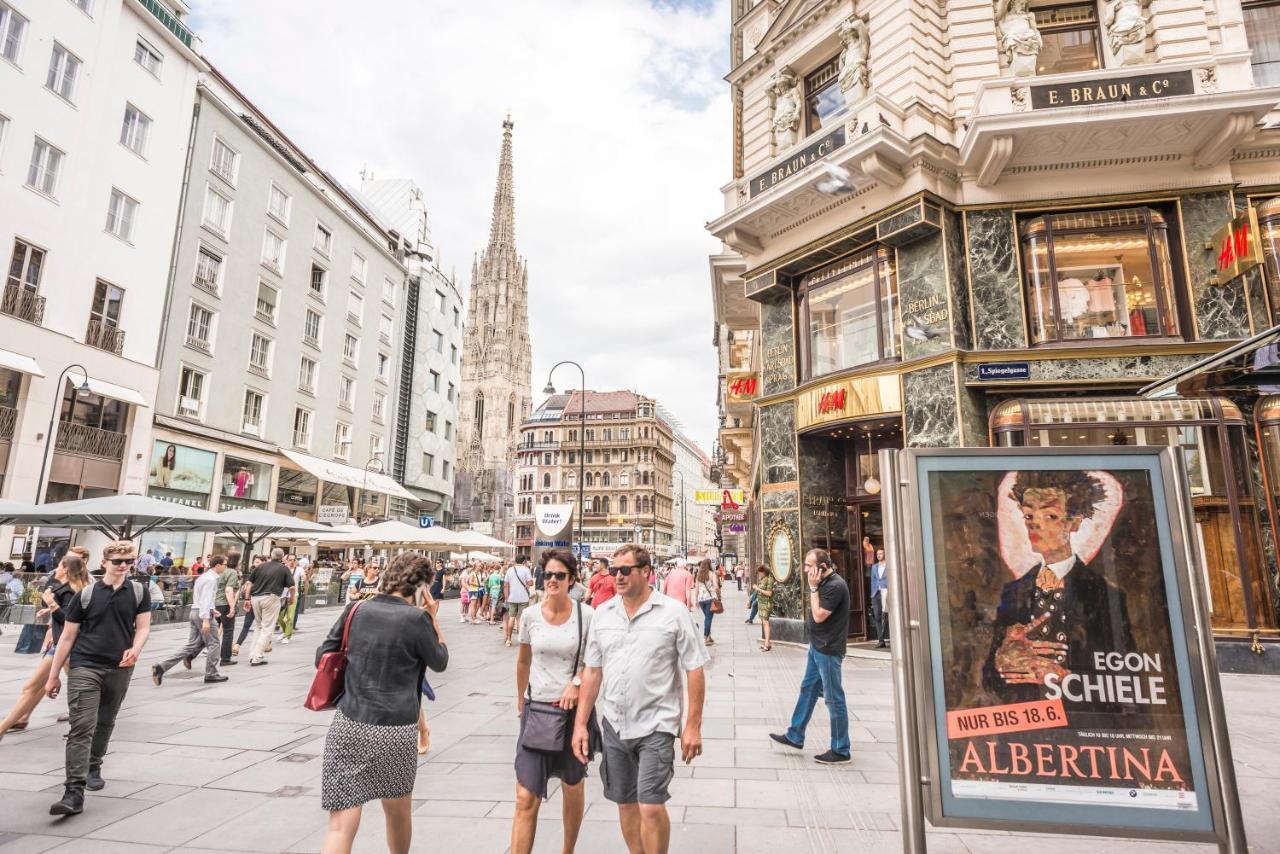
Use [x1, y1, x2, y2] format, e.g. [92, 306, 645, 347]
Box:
[358, 178, 463, 526]
[0, 0, 204, 561]
[668, 416, 719, 560]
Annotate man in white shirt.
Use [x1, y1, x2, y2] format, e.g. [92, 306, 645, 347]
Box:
[503, 556, 534, 648]
[150, 562, 226, 685]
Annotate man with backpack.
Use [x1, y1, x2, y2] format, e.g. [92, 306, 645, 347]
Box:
[502, 555, 534, 648]
[43, 540, 152, 816]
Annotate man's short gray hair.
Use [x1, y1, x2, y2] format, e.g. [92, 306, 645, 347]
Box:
[270, 548, 285, 561]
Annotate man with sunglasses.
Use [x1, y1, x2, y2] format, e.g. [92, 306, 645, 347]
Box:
[44, 540, 152, 815]
[573, 544, 708, 854]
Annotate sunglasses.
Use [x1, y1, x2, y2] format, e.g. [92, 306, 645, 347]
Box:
[609, 564, 647, 577]
[107, 557, 136, 566]
[544, 571, 571, 582]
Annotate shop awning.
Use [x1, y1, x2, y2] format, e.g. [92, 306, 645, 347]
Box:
[279, 449, 415, 501]
[67, 370, 149, 407]
[991, 396, 1244, 430]
[1140, 325, 1280, 399]
[0, 348, 43, 377]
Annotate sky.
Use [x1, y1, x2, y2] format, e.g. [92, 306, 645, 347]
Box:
[188, 0, 732, 454]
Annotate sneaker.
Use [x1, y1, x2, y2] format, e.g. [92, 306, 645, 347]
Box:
[49, 786, 84, 816]
[151, 664, 164, 686]
[282, 637, 290, 644]
[86, 769, 105, 791]
[769, 733, 803, 750]
[505, 640, 512, 647]
[249, 659, 268, 666]
[220, 659, 237, 666]
[182, 656, 192, 670]
[814, 750, 851, 765]
[204, 674, 229, 683]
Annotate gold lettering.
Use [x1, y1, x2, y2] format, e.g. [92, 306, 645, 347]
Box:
[1048, 90, 1060, 105]
[1152, 79, 1166, 95]
[1120, 83, 1132, 97]
[1071, 87, 1081, 103]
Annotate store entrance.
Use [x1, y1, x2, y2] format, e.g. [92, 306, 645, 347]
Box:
[847, 501, 883, 640]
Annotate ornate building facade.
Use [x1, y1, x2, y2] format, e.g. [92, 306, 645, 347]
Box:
[455, 117, 533, 540]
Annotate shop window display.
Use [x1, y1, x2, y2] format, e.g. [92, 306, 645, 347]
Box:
[1257, 197, 1280, 323]
[804, 248, 898, 378]
[1020, 207, 1180, 344]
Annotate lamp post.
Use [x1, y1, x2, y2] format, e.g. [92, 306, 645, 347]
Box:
[674, 469, 687, 558]
[543, 361, 585, 559]
[35, 365, 92, 502]
[360, 453, 384, 524]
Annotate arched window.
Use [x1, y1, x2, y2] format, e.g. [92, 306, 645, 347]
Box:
[568, 452, 576, 465]
[542, 473, 551, 489]
[619, 496, 628, 514]
[642, 496, 650, 514]
[602, 496, 611, 514]
[475, 393, 485, 435]
[568, 429, 577, 442]
[602, 472, 611, 487]
[566, 471, 576, 486]
[591, 496, 600, 513]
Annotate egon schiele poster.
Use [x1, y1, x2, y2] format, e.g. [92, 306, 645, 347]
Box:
[926, 463, 1200, 812]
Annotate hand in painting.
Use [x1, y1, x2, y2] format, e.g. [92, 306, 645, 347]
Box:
[994, 612, 1070, 686]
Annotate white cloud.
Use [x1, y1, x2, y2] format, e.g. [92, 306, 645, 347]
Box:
[190, 0, 730, 455]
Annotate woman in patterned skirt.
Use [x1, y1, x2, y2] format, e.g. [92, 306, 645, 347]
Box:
[752, 565, 775, 651]
[317, 553, 448, 854]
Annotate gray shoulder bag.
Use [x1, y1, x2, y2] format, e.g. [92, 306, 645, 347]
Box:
[520, 601, 583, 753]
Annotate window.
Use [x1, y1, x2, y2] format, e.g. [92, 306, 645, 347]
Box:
[436, 291, 446, 312]
[1, 3, 27, 65]
[351, 251, 366, 283]
[0, 113, 7, 158]
[544, 452, 553, 466]
[186, 302, 214, 351]
[303, 309, 322, 346]
[249, 332, 272, 374]
[46, 44, 80, 102]
[119, 104, 151, 156]
[1245, 1, 1280, 86]
[804, 247, 899, 378]
[476, 393, 485, 435]
[447, 382, 455, 403]
[309, 264, 327, 299]
[69, 0, 92, 15]
[209, 137, 238, 183]
[426, 410, 437, 432]
[178, 366, 206, 419]
[1034, 3, 1102, 75]
[242, 389, 265, 435]
[348, 290, 363, 324]
[383, 277, 396, 306]
[89, 280, 123, 330]
[202, 186, 232, 234]
[255, 281, 278, 323]
[442, 460, 451, 481]
[445, 420, 453, 440]
[429, 370, 440, 392]
[133, 36, 161, 76]
[261, 229, 286, 273]
[105, 189, 138, 241]
[334, 422, 352, 459]
[267, 183, 290, 225]
[379, 314, 393, 343]
[339, 375, 355, 408]
[453, 306, 460, 327]
[189, 248, 221, 296]
[803, 56, 841, 135]
[371, 434, 384, 458]
[26, 138, 64, 197]
[378, 352, 391, 382]
[432, 329, 443, 352]
[542, 473, 551, 489]
[1019, 206, 1180, 344]
[450, 344, 458, 365]
[314, 223, 333, 255]
[373, 391, 386, 421]
[343, 333, 359, 365]
[292, 408, 312, 449]
[298, 355, 316, 392]
[423, 453, 435, 476]
[508, 399, 515, 431]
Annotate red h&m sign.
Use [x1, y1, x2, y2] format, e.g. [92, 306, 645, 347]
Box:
[817, 387, 847, 415]
[725, 372, 759, 404]
[1212, 209, 1263, 284]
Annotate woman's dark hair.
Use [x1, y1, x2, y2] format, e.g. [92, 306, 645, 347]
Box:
[539, 548, 578, 579]
[755, 565, 768, 576]
[163, 444, 177, 467]
[380, 553, 434, 597]
[224, 551, 241, 570]
[698, 558, 713, 574]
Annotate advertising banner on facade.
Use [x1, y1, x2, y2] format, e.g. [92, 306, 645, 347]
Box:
[892, 448, 1242, 847]
[147, 441, 215, 508]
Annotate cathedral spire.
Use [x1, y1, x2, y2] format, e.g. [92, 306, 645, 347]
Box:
[487, 115, 516, 251]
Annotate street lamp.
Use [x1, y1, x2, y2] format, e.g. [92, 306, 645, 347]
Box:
[544, 361, 585, 558]
[674, 469, 687, 558]
[35, 364, 91, 502]
[360, 453, 384, 524]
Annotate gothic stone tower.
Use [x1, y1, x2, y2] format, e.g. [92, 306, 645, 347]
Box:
[455, 116, 532, 540]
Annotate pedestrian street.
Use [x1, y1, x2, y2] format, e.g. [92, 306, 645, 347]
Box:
[0, 585, 1277, 854]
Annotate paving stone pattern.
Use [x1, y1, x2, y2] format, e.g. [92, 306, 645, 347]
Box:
[0, 586, 1277, 853]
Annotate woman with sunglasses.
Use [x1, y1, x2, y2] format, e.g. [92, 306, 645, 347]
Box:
[510, 549, 598, 854]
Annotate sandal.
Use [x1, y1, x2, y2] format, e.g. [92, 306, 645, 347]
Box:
[9, 721, 28, 732]
[761, 644, 772, 652]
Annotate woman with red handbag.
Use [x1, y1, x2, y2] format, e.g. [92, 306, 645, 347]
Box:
[314, 553, 448, 854]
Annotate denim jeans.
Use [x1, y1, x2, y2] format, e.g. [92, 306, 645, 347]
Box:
[747, 594, 758, 622]
[700, 600, 714, 637]
[785, 645, 850, 755]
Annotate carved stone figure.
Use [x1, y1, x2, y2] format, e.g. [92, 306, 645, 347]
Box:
[1106, 0, 1149, 65]
[838, 16, 870, 107]
[994, 0, 1042, 78]
[769, 66, 802, 151]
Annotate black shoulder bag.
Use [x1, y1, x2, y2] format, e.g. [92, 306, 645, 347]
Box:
[520, 601, 583, 753]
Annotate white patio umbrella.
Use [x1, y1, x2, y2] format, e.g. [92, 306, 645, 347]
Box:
[449, 529, 515, 552]
[212, 509, 335, 557]
[4, 494, 227, 539]
[0, 499, 39, 525]
[449, 550, 504, 562]
[356, 519, 460, 548]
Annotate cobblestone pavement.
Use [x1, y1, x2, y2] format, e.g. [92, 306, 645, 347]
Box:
[0, 586, 1277, 853]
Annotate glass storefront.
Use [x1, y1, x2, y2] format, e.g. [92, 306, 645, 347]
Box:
[1019, 206, 1181, 344]
[802, 247, 899, 378]
[276, 467, 319, 519]
[1257, 197, 1280, 323]
[219, 455, 272, 511]
[991, 397, 1276, 635]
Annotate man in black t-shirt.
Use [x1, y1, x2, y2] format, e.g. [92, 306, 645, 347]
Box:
[44, 540, 152, 815]
[769, 548, 851, 764]
[242, 548, 294, 666]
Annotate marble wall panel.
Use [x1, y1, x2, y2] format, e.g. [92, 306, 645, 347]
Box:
[959, 352, 1204, 384]
[958, 384, 990, 447]
[1182, 191, 1251, 339]
[945, 209, 972, 351]
[1238, 399, 1280, 623]
[759, 402, 797, 485]
[1245, 267, 1271, 334]
[761, 508, 803, 619]
[760, 294, 797, 396]
[762, 488, 798, 510]
[798, 436, 848, 553]
[966, 208, 1025, 350]
[904, 363, 960, 447]
[898, 231, 951, 360]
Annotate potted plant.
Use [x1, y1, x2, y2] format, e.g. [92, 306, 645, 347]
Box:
[10, 583, 44, 625]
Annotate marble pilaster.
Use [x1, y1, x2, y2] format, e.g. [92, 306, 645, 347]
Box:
[798, 436, 847, 553]
[760, 293, 797, 396]
[958, 383, 989, 447]
[966, 208, 1025, 350]
[758, 399, 802, 621]
[898, 231, 951, 360]
[903, 363, 960, 447]
[944, 209, 972, 351]
[1182, 191, 1251, 339]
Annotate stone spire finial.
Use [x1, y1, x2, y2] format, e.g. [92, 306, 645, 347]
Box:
[488, 115, 516, 249]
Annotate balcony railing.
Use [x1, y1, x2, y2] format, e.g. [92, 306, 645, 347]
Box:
[2, 284, 45, 325]
[55, 422, 126, 461]
[519, 441, 561, 451]
[0, 406, 15, 441]
[138, 0, 194, 47]
[303, 333, 320, 350]
[185, 334, 211, 354]
[85, 319, 125, 355]
[193, 276, 219, 297]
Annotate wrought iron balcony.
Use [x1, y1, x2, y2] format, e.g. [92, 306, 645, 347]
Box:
[55, 422, 126, 461]
[2, 284, 45, 325]
[0, 406, 15, 441]
[86, 319, 125, 355]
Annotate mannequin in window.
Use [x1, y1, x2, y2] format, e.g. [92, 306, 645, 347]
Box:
[1086, 270, 1116, 315]
[1056, 277, 1090, 327]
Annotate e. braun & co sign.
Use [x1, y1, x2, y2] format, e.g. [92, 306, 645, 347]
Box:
[1030, 70, 1193, 110]
[749, 127, 846, 198]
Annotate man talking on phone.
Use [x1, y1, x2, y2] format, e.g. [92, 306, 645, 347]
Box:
[573, 544, 708, 854]
[44, 540, 152, 815]
[770, 548, 851, 764]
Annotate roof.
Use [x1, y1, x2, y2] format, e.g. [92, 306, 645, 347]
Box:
[564, 390, 640, 415]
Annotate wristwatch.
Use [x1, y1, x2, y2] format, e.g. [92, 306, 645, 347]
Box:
[572, 676, 582, 687]
[809, 587, 819, 593]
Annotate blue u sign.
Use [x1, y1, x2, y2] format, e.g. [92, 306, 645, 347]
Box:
[418, 514, 434, 528]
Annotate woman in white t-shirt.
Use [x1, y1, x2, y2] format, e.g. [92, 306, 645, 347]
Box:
[511, 548, 597, 854]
